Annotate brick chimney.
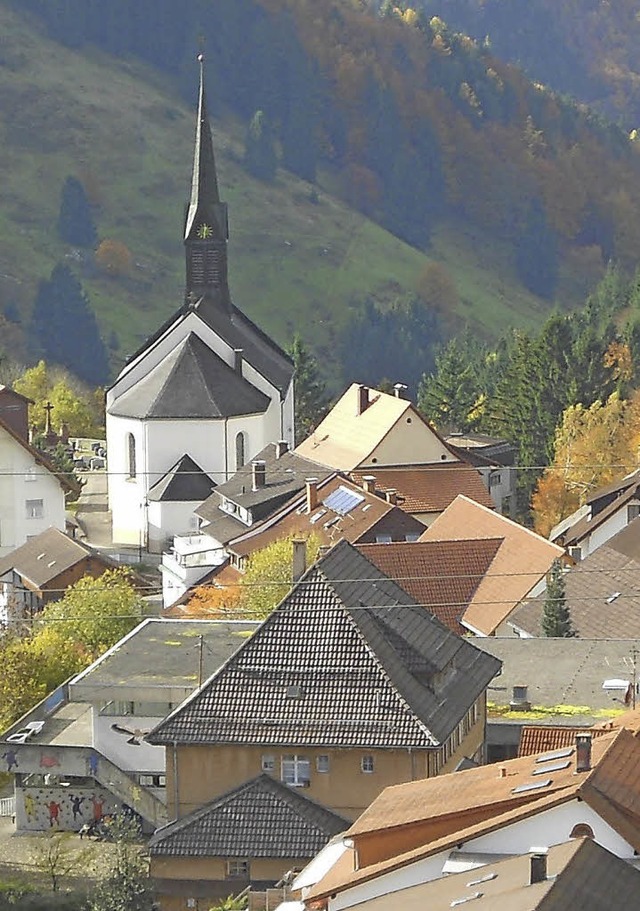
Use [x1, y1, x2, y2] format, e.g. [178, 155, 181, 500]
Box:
[356, 384, 369, 416]
[274, 440, 289, 459]
[234, 348, 243, 374]
[576, 733, 592, 773]
[306, 478, 319, 512]
[292, 539, 307, 582]
[252, 460, 266, 491]
[510, 685, 531, 711]
[385, 489, 397, 505]
[529, 850, 548, 885]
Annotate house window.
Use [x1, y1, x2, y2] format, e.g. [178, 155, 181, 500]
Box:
[361, 755, 375, 774]
[24, 467, 37, 482]
[570, 823, 594, 839]
[25, 499, 44, 519]
[227, 859, 250, 879]
[261, 754, 275, 773]
[489, 472, 502, 487]
[628, 504, 640, 522]
[405, 533, 420, 542]
[235, 432, 246, 470]
[127, 433, 136, 479]
[281, 754, 310, 787]
[316, 755, 330, 773]
[375, 534, 392, 544]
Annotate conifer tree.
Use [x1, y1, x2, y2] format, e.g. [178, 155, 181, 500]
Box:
[541, 560, 575, 637]
[57, 176, 97, 248]
[288, 334, 328, 442]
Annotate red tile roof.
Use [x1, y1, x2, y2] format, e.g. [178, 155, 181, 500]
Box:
[518, 725, 609, 757]
[351, 463, 494, 514]
[356, 539, 502, 633]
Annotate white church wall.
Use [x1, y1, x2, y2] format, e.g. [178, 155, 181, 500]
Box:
[147, 500, 202, 553]
[108, 414, 148, 546]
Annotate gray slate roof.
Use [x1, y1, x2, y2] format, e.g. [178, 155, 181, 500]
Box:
[0, 526, 109, 588]
[110, 332, 270, 420]
[147, 454, 215, 503]
[148, 773, 347, 858]
[148, 541, 501, 749]
[509, 543, 640, 638]
[197, 444, 333, 524]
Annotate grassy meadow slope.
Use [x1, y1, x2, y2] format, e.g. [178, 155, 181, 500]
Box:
[0, 5, 597, 383]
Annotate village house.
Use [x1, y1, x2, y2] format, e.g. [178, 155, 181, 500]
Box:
[0, 411, 77, 560]
[0, 526, 115, 622]
[510, 518, 640, 638]
[146, 540, 500, 906]
[445, 430, 518, 517]
[550, 469, 640, 560]
[106, 58, 294, 551]
[304, 729, 640, 911]
[420, 495, 565, 636]
[0, 618, 258, 834]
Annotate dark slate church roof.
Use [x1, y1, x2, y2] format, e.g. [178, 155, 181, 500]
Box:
[110, 332, 270, 420]
[148, 774, 347, 858]
[148, 540, 501, 750]
[146, 454, 215, 503]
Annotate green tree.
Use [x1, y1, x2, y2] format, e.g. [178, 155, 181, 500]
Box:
[88, 817, 153, 911]
[288, 335, 328, 442]
[31, 264, 110, 386]
[244, 110, 277, 181]
[541, 560, 575, 637]
[57, 176, 97, 248]
[418, 336, 482, 431]
[240, 534, 323, 620]
[13, 361, 103, 437]
[515, 199, 559, 300]
[29, 831, 95, 892]
[36, 569, 143, 659]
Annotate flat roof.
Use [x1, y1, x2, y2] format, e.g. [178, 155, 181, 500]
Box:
[69, 618, 260, 703]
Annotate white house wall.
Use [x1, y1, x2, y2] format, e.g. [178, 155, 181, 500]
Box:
[586, 508, 629, 557]
[364, 417, 457, 469]
[462, 798, 634, 859]
[147, 501, 202, 553]
[0, 430, 65, 557]
[328, 851, 449, 911]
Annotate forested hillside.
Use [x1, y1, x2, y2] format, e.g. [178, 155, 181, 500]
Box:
[3, 0, 640, 393]
[387, 0, 640, 125]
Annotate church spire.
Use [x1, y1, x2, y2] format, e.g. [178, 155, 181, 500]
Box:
[184, 54, 230, 309]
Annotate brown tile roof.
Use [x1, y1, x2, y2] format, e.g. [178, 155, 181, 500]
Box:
[344, 838, 640, 911]
[295, 384, 456, 471]
[509, 545, 640, 638]
[421, 496, 564, 635]
[0, 526, 111, 589]
[227, 475, 425, 559]
[350, 463, 494, 514]
[518, 725, 609, 757]
[560, 485, 638, 547]
[308, 730, 640, 902]
[355, 539, 502, 633]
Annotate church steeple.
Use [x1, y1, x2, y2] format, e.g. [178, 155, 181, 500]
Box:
[184, 55, 230, 310]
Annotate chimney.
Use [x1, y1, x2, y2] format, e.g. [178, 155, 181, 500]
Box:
[306, 478, 319, 512]
[252, 460, 266, 491]
[356, 384, 369, 416]
[274, 440, 289, 459]
[498, 766, 507, 779]
[234, 348, 243, 374]
[576, 733, 592, 773]
[362, 475, 376, 495]
[292, 539, 307, 582]
[529, 850, 548, 885]
[385, 488, 397, 505]
[393, 383, 408, 399]
[510, 685, 531, 711]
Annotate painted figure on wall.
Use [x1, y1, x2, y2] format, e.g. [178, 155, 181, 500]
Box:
[91, 794, 105, 822]
[23, 792, 35, 820]
[39, 753, 61, 769]
[2, 750, 18, 772]
[87, 752, 99, 777]
[46, 800, 62, 827]
[71, 795, 85, 821]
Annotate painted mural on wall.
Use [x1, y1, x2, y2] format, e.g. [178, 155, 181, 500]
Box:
[15, 785, 120, 832]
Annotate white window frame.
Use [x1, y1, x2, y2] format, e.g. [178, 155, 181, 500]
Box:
[261, 754, 275, 773]
[316, 754, 330, 773]
[25, 498, 44, 519]
[361, 754, 375, 774]
[227, 859, 250, 879]
[281, 754, 311, 787]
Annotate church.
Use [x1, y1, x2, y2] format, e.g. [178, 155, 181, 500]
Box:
[106, 59, 295, 550]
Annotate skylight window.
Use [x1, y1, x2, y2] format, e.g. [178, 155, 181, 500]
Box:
[323, 486, 365, 516]
[309, 509, 327, 524]
[532, 760, 570, 775]
[536, 747, 573, 763]
[466, 873, 497, 887]
[512, 779, 552, 794]
[451, 893, 483, 907]
[606, 592, 621, 603]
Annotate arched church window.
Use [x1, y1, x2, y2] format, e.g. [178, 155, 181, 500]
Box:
[235, 432, 246, 471]
[127, 433, 137, 479]
[569, 823, 594, 839]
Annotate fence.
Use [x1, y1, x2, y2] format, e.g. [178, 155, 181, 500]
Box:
[0, 796, 15, 818]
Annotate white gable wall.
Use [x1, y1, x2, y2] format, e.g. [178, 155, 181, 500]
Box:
[0, 428, 66, 557]
[329, 850, 450, 911]
[364, 413, 457, 468]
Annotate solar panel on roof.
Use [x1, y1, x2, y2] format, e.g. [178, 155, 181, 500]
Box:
[532, 760, 571, 775]
[512, 779, 552, 794]
[536, 747, 573, 763]
[323, 486, 365, 516]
